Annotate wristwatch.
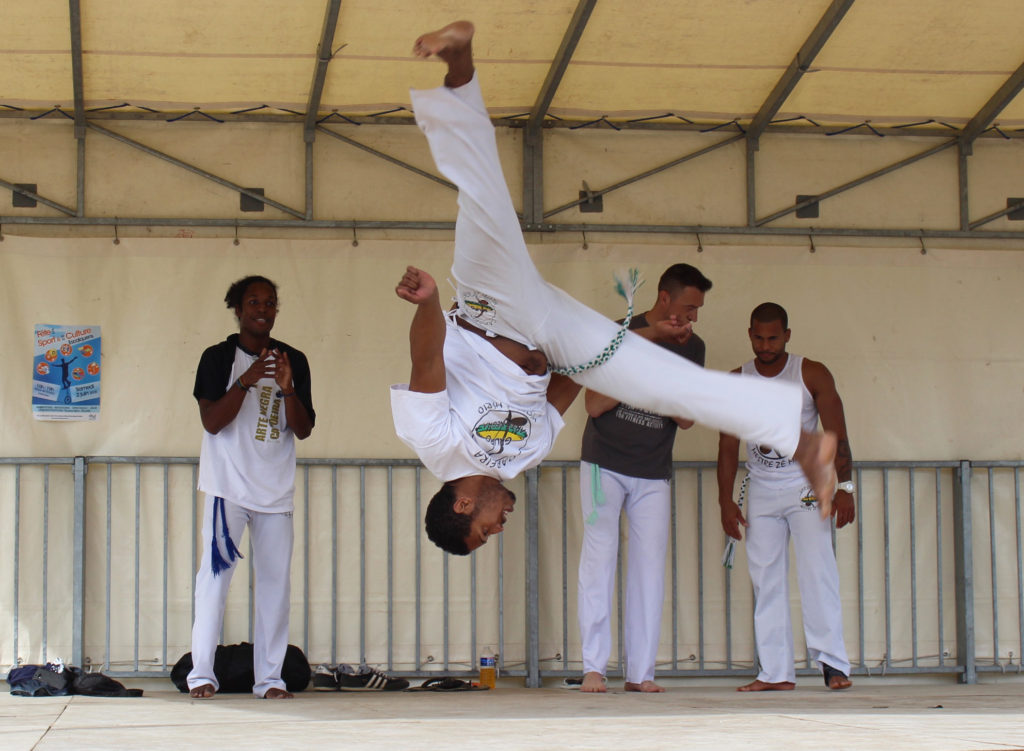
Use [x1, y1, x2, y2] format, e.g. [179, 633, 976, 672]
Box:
[837, 480, 855, 494]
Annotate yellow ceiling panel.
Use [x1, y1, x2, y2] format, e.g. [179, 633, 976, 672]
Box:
[786, 71, 1015, 125]
[549, 64, 782, 120]
[81, 0, 322, 55]
[0, 0, 71, 49]
[0, 0, 1021, 126]
[809, 0, 1024, 70]
[573, 0, 837, 66]
[82, 54, 312, 109]
[0, 53, 73, 106]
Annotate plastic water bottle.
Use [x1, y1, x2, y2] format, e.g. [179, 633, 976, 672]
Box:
[479, 646, 496, 689]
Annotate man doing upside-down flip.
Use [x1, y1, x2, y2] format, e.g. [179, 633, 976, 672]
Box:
[390, 20, 837, 556]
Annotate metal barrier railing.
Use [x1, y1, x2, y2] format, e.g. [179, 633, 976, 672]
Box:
[2, 456, 1022, 684]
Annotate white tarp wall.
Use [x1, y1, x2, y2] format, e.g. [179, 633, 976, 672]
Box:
[2, 116, 1023, 675]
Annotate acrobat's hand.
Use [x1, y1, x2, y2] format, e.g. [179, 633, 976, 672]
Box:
[395, 266, 439, 305]
[720, 499, 748, 541]
[652, 315, 693, 345]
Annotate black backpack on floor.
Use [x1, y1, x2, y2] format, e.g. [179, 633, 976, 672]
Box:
[171, 642, 310, 693]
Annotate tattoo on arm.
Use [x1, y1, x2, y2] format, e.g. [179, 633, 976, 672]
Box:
[836, 439, 853, 480]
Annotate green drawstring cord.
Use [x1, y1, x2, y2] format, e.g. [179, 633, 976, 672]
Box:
[585, 462, 606, 525]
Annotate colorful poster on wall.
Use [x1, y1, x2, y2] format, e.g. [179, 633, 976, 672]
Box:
[32, 325, 102, 421]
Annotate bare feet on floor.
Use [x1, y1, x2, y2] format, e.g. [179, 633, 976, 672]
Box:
[262, 687, 294, 699]
[413, 20, 475, 88]
[737, 679, 795, 692]
[624, 680, 665, 693]
[581, 671, 607, 693]
[793, 430, 838, 519]
[828, 674, 852, 690]
[189, 683, 215, 699]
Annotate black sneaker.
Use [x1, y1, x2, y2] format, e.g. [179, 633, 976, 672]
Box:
[336, 665, 409, 691]
[312, 664, 340, 691]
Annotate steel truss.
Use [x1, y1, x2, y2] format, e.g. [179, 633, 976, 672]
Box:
[2, 0, 1024, 242]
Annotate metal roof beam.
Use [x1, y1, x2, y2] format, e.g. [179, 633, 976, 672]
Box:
[543, 133, 744, 219]
[756, 139, 956, 226]
[304, 0, 343, 143]
[4, 214, 1024, 241]
[69, 0, 86, 217]
[0, 178, 77, 216]
[316, 125, 455, 190]
[69, 0, 85, 138]
[524, 0, 598, 225]
[969, 198, 1024, 230]
[527, 0, 597, 132]
[959, 60, 1024, 154]
[747, 0, 856, 148]
[87, 123, 306, 219]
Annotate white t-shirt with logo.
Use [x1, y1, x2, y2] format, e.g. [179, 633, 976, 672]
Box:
[390, 319, 563, 482]
[198, 348, 296, 512]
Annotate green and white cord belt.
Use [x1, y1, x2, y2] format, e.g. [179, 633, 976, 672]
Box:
[551, 268, 643, 377]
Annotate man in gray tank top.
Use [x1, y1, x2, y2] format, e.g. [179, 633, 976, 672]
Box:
[576, 264, 711, 693]
[717, 302, 855, 692]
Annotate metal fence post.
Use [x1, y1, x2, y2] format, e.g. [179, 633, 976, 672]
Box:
[72, 456, 87, 667]
[525, 467, 541, 687]
[953, 460, 976, 684]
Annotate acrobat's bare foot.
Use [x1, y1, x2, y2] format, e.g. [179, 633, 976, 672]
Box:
[581, 671, 607, 693]
[624, 680, 665, 693]
[189, 683, 215, 699]
[794, 430, 838, 519]
[737, 679, 795, 692]
[413, 20, 475, 88]
[262, 687, 294, 699]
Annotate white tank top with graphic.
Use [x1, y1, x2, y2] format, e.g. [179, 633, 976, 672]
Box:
[742, 354, 818, 487]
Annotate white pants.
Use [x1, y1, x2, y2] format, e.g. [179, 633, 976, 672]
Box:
[411, 76, 802, 454]
[187, 495, 294, 697]
[578, 464, 670, 683]
[745, 481, 850, 683]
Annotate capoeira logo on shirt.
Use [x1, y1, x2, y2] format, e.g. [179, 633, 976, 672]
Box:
[473, 407, 530, 457]
[460, 288, 497, 327]
[751, 444, 794, 470]
[799, 485, 819, 510]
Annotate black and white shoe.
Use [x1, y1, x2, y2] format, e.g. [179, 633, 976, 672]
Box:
[312, 664, 340, 691]
[336, 665, 409, 691]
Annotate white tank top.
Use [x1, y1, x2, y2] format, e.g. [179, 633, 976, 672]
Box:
[741, 354, 818, 487]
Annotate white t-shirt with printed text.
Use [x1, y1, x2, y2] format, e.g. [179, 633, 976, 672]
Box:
[198, 347, 296, 512]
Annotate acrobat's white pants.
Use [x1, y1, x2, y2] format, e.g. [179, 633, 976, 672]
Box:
[745, 481, 850, 683]
[410, 75, 802, 453]
[578, 463, 670, 684]
[187, 495, 294, 697]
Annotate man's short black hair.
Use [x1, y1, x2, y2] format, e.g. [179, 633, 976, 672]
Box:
[657, 263, 712, 295]
[224, 275, 278, 310]
[750, 302, 789, 330]
[425, 482, 471, 556]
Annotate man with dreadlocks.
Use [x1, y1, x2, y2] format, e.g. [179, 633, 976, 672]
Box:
[390, 21, 837, 557]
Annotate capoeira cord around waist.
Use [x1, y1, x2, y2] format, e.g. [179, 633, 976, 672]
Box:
[211, 496, 244, 576]
[551, 269, 642, 377]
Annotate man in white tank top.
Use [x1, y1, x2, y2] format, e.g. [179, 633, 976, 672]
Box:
[717, 303, 855, 691]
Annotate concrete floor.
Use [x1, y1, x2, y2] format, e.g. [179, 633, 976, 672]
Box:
[3, 677, 1023, 751]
